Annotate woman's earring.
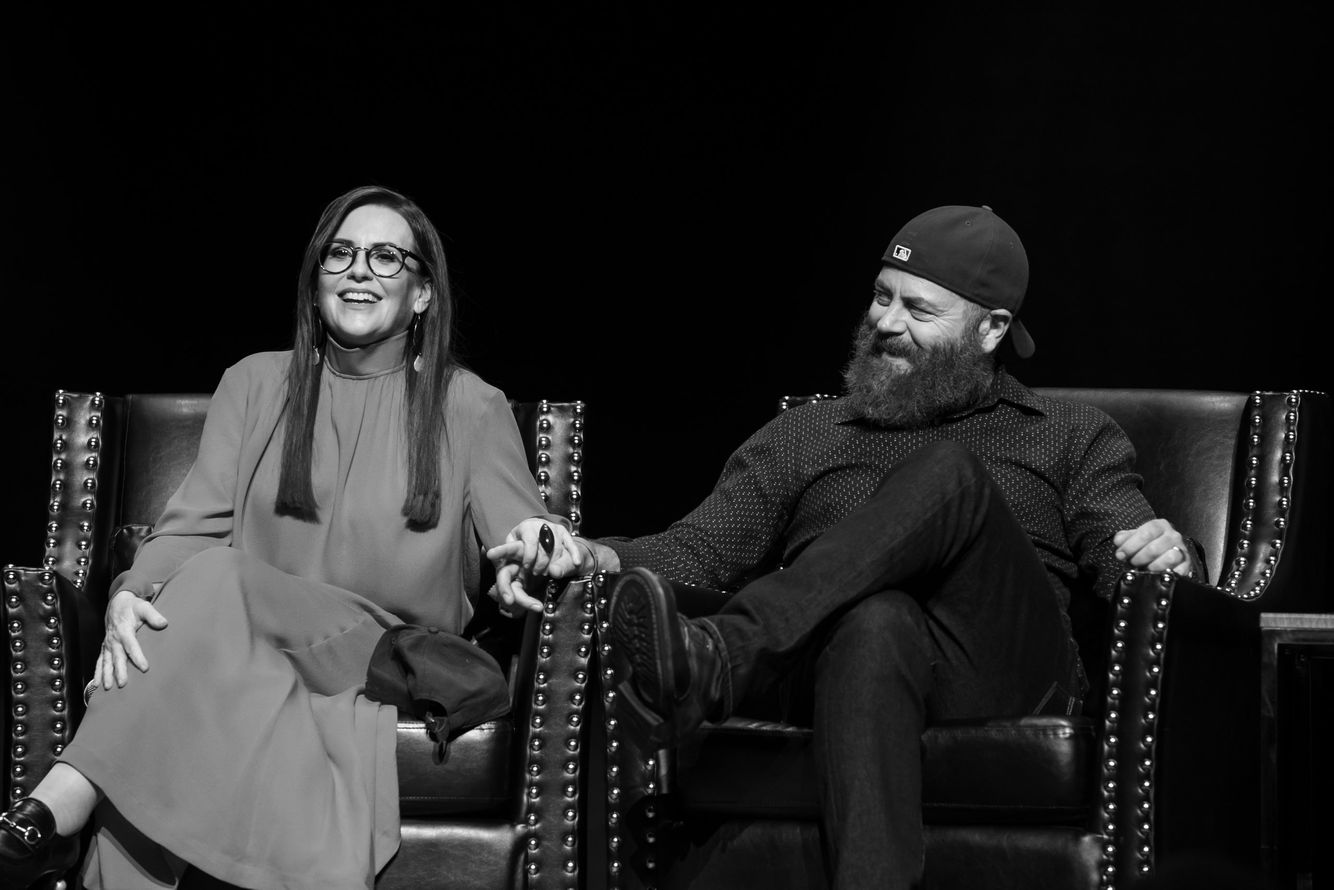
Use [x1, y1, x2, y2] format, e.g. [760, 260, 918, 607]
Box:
[311, 311, 324, 366]
[410, 312, 425, 373]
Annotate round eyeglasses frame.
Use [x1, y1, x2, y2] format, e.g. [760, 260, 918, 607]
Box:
[318, 242, 428, 279]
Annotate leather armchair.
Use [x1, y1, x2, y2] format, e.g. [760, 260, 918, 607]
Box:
[3, 390, 596, 890]
[588, 388, 1331, 889]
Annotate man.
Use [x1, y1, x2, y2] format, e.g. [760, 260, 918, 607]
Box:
[492, 205, 1199, 889]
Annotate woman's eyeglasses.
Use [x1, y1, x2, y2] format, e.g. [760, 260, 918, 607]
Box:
[319, 242, 426, 278]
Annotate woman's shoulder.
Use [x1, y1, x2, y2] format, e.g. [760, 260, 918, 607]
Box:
[446, 366, 510, 414]
[212, 350, 292, 399]
[223, 350, 292, 380]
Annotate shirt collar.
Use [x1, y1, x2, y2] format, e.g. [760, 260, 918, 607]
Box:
[831, 367, 1046, 425]
[325, 329, 409, 378]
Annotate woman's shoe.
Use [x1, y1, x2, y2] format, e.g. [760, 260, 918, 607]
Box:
[0, 797, 80, 888]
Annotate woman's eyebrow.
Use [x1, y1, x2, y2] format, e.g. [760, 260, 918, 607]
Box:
[328, 238, 402, 248]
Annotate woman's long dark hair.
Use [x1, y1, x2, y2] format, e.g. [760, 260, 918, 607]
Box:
[276, 185, 458, 528]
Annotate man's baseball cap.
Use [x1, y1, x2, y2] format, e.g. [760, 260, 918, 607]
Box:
[880, 205, 1034, 358]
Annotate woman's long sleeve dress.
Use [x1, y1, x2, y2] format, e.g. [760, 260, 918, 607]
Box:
[58, 334, 552, 889]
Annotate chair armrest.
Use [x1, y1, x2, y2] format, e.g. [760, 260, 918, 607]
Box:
[1094, 569, 1178, 885]
[2, 566, 89, 803]
[511, 575, 599, 888]
[3, 564, 600, 887]
[1148, 570, 1291, 868]
[593, 572, 655, 887]
[593, 571, 727, 888]
[1099, 566, 1306, 884]
[1212, 391, 1329, 610]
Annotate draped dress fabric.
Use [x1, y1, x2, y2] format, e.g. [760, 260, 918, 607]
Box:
[57, 332, 552, 889]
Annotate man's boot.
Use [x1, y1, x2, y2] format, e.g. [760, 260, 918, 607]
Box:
[608, 568, 729, 747]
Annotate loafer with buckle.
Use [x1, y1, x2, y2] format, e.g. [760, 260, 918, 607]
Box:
[609, 568, 729, 747]
[0, 797, 80, 889]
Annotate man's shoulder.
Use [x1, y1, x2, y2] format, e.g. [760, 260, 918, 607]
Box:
[1000, 374, 1121, 432]
[776, 394, 859, 423]
[756, 396, 861, 442]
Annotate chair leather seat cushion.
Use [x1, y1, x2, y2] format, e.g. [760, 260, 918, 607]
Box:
[922, 716, 1096, 823]
[375, 819, 524, 889]
[396, 717, 514, 816]
[676, 715, 1095, 825]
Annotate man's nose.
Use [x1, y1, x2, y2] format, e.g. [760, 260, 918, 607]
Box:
[875, 303, 908, 335]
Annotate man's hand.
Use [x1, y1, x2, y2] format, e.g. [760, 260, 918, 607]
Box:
[95, 589, 169, 690]
[487, 519, 600, 615]
[1113, 518, 1194, 577]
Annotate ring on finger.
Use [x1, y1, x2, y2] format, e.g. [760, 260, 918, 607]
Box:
[1170, 544, 1186, 562]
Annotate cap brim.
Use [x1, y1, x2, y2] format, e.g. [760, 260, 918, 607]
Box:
[1009, 318, 1035, 359]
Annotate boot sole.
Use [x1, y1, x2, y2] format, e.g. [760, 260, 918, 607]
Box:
[608, 568, 686, 744]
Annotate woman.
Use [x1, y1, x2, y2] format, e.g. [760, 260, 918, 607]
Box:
[0, 186, 592, 889]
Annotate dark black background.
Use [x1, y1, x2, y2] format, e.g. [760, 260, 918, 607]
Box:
[4, 5, 1328, 562]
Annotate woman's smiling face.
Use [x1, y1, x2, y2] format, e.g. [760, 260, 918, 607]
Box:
[316, 204, 431, 348]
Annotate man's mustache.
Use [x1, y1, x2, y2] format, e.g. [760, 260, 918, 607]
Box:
[861, 327, 917, 360]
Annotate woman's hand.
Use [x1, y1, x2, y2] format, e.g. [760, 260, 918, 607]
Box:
[1113, 518, 1195, 577]
[94, 589, 169, 690]
[486, 519, 598, 615]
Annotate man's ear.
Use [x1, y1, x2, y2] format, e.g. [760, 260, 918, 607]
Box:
[978, 308, 1012, 354]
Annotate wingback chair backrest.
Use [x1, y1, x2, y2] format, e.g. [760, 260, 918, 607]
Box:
[15, 390, 596, 883]
[778, 386, 1331, 713]
[98, 394, 586, 538]
[1036, 388, 1330, 609]
[40, 389, 587, 680]
[781, 387, 1329, 598]
[1034, 388, 1245, 586]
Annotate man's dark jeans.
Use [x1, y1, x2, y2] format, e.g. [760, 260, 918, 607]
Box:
[702, 440, 1083, 890]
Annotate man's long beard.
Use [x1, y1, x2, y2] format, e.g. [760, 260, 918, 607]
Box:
[841, 319, 996, 428]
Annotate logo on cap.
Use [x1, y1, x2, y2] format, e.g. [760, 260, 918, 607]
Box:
[892, 245, 911, 261]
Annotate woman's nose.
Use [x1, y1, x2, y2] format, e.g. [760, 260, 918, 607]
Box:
[347, 248, 373, 279]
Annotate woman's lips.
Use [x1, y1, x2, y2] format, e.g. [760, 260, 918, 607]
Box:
[338, 290, 381, 304]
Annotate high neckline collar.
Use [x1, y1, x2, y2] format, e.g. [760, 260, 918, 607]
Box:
[324, 329, 408, 378]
